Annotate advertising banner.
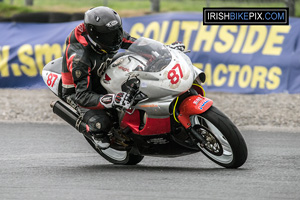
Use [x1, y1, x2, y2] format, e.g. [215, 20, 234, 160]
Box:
[0, 12, 300, 93]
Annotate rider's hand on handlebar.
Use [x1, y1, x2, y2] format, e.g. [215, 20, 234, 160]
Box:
[113, 92, 132, 110]
[168, 41, 185, 52]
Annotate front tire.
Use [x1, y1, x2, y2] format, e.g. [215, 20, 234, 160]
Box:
[84, 136, 144, 165]
[190, 106, 247, 168]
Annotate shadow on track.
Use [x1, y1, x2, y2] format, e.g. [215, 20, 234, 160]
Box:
[58, 163, 249, 174]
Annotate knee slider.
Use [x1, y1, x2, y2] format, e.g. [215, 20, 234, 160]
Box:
[83, 111, 112, 133]
[87, 116, 103, 133]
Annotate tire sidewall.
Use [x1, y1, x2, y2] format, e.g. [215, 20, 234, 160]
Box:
[199, 106, 248, 168]
[84, 136, 143, 165]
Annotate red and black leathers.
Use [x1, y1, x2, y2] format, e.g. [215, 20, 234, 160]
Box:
[61, 23, 135, 110]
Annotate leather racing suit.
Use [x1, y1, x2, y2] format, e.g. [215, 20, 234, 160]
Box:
[61, 23, 136, 134]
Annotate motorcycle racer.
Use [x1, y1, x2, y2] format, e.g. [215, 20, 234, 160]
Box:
[61, 6, 185, 149]
[61, 6, 137, 149]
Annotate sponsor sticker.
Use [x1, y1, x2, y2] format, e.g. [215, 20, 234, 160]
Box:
[103, 73, 111, 84]
[106, 20, 118, 28]
[199, 100, 211, 110]
[193, 96, 203, 105]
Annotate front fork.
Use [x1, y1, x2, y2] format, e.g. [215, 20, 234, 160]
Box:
[174, 94, 213, 147]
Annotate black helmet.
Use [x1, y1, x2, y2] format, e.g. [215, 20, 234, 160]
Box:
[84, 6, 123, 54]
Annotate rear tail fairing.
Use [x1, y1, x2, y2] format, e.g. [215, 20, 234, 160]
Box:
[42, 57, 63, 98]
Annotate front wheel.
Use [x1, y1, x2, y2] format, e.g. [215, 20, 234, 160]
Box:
[190, 106, 247, 168]
[84, 136, 144, 165]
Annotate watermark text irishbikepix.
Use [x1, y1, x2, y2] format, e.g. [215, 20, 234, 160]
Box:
[203, 8, 289, 25]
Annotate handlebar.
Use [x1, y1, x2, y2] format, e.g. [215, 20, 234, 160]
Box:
[122, 77, 140, 103]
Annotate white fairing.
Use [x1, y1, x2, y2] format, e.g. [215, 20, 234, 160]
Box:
[42, 70, 61, 96]
[42, 57, 63, 96]
[101, 38, 204, 117]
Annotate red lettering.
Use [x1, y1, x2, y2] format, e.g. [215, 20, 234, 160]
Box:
[167, 64, 183, 84]
[47, 73, 58, 87]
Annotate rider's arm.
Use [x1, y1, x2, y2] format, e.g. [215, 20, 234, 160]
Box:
[71, 57, 105, 110]
[71, 54, 130, 110]
[120, 31, 136, 49]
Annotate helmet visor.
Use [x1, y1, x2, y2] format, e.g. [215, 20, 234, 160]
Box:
[91, 28, 123, 53]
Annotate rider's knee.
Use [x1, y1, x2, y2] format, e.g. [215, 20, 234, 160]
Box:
[83, 110, 112, 133]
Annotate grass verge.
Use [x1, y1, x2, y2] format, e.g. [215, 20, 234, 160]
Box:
[0, 0, 299, 18]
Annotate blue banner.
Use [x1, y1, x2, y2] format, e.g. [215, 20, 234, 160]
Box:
[1, 12, 300, 94]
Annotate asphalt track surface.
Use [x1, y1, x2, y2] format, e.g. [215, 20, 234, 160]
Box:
[0, 122, 299, 200]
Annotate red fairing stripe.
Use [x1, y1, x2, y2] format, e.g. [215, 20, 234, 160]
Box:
[140, 117, 170, 135]
[121, 110, 171, 135]
[120, 110, 140, 133]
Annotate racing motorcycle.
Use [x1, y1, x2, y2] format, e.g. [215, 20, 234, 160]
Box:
[42, 37, 247, 168]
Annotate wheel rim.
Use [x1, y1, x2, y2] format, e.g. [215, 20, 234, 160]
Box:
[194, 125, 223, 156]
[101, 148, 128, 161]
[190, 115, 233, 164]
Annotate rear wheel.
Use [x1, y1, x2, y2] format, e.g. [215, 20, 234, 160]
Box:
[190, 106, 247, 168]
[84, 136, 144, 165]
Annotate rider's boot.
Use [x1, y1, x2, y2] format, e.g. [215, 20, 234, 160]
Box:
[92, 133, 110, 149]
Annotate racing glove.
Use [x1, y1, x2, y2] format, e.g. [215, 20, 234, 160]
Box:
[168, 41, 185, 52]
[99, 92, 131, 110]
[114, 92, 131, 109]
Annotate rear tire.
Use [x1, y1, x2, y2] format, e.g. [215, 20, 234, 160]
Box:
[191, 106, 248, 168]
[84, 136, 144, 165]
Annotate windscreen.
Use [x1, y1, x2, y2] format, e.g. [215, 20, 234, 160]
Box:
[127, 37, 172, 72]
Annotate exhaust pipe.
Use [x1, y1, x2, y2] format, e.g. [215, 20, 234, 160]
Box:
[51, 101, 86, 133]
